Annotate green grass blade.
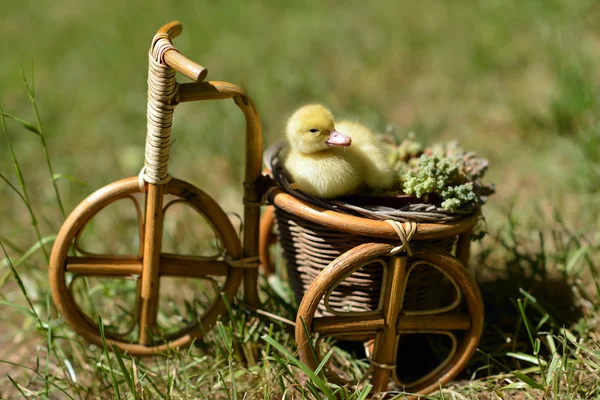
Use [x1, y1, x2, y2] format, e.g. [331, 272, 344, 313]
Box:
[3, 362, 76, 400]
[565, 245, 589, 274]
[299, 316, 321, 377]
[52, 173, 88, 186]
[44, 292, 52, 397]
[230, 356, 237, 400]
[501, 381, 532, 390]
[506, 352, 548, 366]
[314, 348, 334, 376]
[261, 333, 334, 399]
[0, 235, 56, 269]
[512, 371, 545, 390]
[99, 316, 121, 399]
[216, 321, 234, 356]
[111, 344, 138, 399]
[518, 288, 557, 328]
[0, 108, 49, 262]
[354, 384, 373, 400]
[517, 298, 547, 382]
[7, 374, 29, 398]
[217, 370, 232, 400]
[20, 70, 66, 219]
[2, 113, 40, 135]
[0, 172, 27, 203]
[0, 241, 43, 326]
[0, 359, 39, 373]
[0, 300, 37, 317]
[546, 353, 562, 387]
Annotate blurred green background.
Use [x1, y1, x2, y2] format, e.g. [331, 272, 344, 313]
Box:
[1, 0, 599, 243]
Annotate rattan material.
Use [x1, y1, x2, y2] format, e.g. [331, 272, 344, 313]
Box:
[265, 141, 471, 316]
[275, 207, 456, 316]
[49, 21, 264, 355]
[143, 33, 178, 185]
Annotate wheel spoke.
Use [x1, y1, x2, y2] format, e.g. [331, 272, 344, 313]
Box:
[65, 255, 229, 277]
[312, 314, 385, 334]
[66, 256, 142, 275]
[160, 254, 229, 277]
[371, 255, 408, 391]
[309, 313, 471, 352]
[397, 313, 471, 333]
[138, 183, 166, 345]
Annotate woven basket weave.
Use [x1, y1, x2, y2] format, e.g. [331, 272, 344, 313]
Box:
[275, 208, 457, 316]
[265, 142, 472, 316]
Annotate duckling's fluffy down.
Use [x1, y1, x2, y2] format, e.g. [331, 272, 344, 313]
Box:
[334, 120, 394, 192]
[285, 145, 364, 198]
[284, 105, 394, 198]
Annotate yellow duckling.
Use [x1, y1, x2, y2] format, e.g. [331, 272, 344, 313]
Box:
[284, 104, 394, 198]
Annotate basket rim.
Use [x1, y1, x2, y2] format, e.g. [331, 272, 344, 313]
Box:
[264, 141, 481, 222]
[264, 141, 481, 239]
[268, 187, 480, 240]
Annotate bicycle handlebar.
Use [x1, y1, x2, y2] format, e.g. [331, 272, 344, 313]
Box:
[156, 21, 208, 82]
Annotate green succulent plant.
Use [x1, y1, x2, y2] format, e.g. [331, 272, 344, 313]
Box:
[383, 134, 495, 211]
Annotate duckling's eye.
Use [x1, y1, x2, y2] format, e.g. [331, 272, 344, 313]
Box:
[309, 128, 319, 133]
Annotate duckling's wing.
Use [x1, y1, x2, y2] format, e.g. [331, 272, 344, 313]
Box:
[336, 120, 394, 190]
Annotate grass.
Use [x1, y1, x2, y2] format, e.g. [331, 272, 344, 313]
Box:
[1, 0, 600, 398]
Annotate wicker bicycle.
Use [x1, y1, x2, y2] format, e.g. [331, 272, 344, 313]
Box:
[49, 21, 484, 396]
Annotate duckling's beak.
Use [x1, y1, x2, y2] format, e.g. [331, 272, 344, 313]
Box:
[326, 130, 352, 147]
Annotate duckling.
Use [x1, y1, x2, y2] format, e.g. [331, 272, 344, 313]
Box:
[334, 119, 395, 191]
[284, 104, 394, 198]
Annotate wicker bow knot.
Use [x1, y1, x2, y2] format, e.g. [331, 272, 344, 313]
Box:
[385, 220, 417, 256]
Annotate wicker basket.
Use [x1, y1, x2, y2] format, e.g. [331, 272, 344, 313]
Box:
[265, 142, 471, 317]
[275, 207, 459, 316]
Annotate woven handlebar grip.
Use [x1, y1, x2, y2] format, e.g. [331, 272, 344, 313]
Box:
[143, 32, 178, 184]
[143, 22, 209, 185]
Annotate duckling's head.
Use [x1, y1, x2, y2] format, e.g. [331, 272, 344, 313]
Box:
[286, 104, 352, 154]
